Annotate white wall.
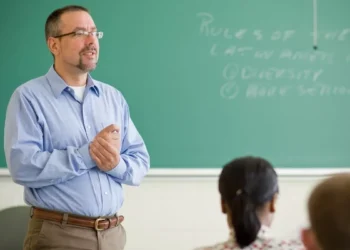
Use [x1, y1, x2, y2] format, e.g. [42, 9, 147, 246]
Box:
[0, 174, 325, 250]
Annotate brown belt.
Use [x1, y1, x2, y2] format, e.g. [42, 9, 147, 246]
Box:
[31, 207, 124, 231]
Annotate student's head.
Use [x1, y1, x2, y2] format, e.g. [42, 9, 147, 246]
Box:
[45, 5, 102, 73]
[301, 173, 350, 250]
[218, 156, 279, 248]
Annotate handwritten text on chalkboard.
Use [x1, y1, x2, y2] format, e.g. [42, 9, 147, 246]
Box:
[196, 12, 350, 100]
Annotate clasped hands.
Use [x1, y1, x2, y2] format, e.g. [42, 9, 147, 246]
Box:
[89, 124, 121, 172]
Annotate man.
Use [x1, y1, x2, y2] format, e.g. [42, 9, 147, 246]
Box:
[4, 5, 150, 250]
[301, 173, 350, 250]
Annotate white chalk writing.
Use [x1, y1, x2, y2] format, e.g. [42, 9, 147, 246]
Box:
[221, 83, 350, 100]
[299, 84, 350, 96]
[310, 29, 350, 41]
[279, 50, 334, 64]
[245, 84, 291, 98]
[209, 44, 334, 64]
[222, 64, 323, 82]
[210, 44, 254, 56]
[195, 12, 350, 101]
[220, 82, 240, 100]
[196, 12, 296, 41]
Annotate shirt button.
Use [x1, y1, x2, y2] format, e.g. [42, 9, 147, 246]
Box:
[86, 125, 91, 129]
[104, 192, 108, 195]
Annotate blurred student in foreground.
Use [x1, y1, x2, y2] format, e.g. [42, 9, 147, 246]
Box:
[301, 173, 350, 250]
[194, 156, 305, 250]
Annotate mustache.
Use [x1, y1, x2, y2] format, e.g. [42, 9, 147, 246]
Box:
[80, 46, 97, 54]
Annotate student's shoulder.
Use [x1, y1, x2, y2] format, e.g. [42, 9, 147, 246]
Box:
[193, 240, 235, 250]
[263, 237, 305, 250]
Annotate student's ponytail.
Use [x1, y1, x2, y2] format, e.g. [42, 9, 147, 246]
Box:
[218, 156, 278, 248]
[229, 191, 261, 248]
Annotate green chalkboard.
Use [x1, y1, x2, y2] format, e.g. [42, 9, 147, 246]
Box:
[1, 0, 350, 170]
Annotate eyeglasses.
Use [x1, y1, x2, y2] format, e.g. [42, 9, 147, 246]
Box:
[54, 30, 104, 39]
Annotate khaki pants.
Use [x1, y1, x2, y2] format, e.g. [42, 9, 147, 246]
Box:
[23, 217, 126, 250]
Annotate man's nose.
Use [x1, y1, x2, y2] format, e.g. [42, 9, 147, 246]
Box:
[85, 33, 98, 44]
[85, 41, 97, 49]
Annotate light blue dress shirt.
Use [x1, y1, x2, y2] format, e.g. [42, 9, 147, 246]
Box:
[4, 66, 150, 217]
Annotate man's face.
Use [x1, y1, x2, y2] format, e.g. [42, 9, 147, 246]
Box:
[52, 11, 100, 72]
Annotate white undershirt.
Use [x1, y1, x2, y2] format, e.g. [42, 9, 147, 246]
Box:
[71, 85, 86, 102]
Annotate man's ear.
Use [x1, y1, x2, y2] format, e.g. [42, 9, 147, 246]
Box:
[47, 37, 60, 56]
[301, 228, 320, 250]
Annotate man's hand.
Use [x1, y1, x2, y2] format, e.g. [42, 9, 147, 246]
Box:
[89, 124, 121, 171]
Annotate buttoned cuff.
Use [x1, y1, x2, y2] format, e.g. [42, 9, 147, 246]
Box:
[77, 143, 96, 169]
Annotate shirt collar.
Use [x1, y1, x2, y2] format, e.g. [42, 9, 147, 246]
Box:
[45, 65, 100, 98]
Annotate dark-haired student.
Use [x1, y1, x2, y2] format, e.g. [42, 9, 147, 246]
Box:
[194, 156, 305, 250]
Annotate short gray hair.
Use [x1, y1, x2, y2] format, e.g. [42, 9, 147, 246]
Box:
[45, 5, 89, 40]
